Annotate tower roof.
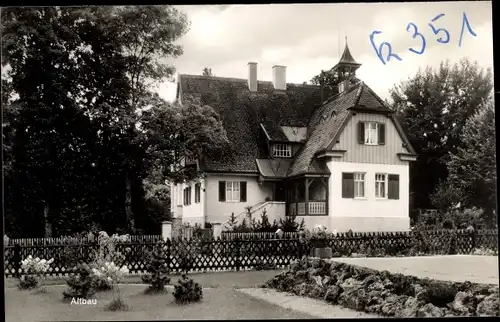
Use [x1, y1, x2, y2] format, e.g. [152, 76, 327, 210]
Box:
[338, 42, 360, 65]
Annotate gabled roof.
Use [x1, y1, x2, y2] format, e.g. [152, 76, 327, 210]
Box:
[287, 81, 414, 177]
[177, 74, 333, 173]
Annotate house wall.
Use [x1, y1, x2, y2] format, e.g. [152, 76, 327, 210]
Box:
[325, 161, 410, 232]
[205, 174, 273, 224]
[330, 113, 410, 165]
[170, 180, 205, 227]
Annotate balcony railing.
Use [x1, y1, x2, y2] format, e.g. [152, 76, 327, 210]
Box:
[288, 201, 327, 215]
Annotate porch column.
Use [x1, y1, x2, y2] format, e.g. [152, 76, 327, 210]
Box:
[305, 178, 309, 216]
[321, 178, 329, 216]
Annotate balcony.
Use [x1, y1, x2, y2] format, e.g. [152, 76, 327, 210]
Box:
[289, 200, 327, 215]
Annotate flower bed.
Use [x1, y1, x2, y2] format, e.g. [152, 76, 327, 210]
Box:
[262, 257, 499, 317]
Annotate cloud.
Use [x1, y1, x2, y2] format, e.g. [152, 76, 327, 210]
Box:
[157, 2, 493, 103]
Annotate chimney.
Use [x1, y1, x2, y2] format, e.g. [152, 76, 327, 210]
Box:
[248, 62, 257, 92]
[272, 65, 287, 90]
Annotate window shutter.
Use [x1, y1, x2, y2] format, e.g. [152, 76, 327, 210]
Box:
[183, 188, 187, 205]
[219, 181, 226, 202]
[378, 123, 386, 145]
[388, 174, 399, 200]
[342, 173, 354, 198]
[240, 181, 247, 202]
[358, 122, 365, 144]
[188, 187, 192, 205]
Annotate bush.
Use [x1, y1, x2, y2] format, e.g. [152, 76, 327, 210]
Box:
[142, 247, 171, 294]
[264, 257, 500, 317]
[173, 273, 203, 304]
[18, 275, 38, 290]
[63, 264, 96, 299]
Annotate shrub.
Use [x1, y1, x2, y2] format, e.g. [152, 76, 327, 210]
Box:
[173, 273, 203, 304]
[142, 246, 171, 294]
[63, 264, 96, 299]
[18, 275, 38, 290]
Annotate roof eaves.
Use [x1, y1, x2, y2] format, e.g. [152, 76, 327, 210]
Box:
[260, 123, 271, 141]
[325, 110, 354, 150]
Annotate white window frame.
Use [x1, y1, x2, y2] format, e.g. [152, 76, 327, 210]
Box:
[365, 122, 379, 145]
[226, 181, 240, 202]
[375, 173, 388, 199]
[272, 144, 292, 158]
[354, 172, 366, 198]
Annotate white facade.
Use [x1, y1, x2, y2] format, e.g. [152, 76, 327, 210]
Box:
[324, 161, 410, 232]
[170, 162, 410, 232]
[170, 179, 205, 226]
[204, 174, 272, 224]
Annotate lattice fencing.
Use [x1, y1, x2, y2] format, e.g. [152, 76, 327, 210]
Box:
[4, 229, 497, 277]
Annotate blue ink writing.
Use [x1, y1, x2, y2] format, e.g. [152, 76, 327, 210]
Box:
[428, 13, 450, 44]
[369, 30, 402, 65]
[459, 12, 476, 47]
[406, 22, 426, 54]
[370, 11, 477, 65]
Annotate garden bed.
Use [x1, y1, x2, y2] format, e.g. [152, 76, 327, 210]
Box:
[262, 257, 500, 317]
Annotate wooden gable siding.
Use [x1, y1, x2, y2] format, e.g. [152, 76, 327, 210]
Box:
[330, 113, 410, 165]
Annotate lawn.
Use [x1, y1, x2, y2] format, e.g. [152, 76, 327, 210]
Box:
[5, 270, 318, 321]
[5, 283, 317, 321]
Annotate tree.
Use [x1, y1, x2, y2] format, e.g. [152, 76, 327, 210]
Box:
[390, 59, 493, 210]
[2, 7, 229, 237]
[202, 67, 213, 76]
[433, 100, 496, 226]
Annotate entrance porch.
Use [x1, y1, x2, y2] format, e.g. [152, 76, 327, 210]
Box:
[286, 177, 329, 216]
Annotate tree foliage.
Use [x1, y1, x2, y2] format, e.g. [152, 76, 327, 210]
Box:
[390, 59, 493, 210]
[1, 6, 228, 237]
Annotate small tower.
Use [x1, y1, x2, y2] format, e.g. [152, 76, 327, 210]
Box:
[330, 38, 361, 84]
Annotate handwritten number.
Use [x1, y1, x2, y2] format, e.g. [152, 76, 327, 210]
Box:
[428, 13, 450, 44]
[370, 31, 402, 65]
[406, 22, 426, 55]
[459, 12, 477, 47]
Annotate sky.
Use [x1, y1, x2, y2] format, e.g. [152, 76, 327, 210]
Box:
[156, 2, 493, 103]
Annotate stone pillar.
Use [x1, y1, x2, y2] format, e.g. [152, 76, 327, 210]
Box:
[212, 223, 222, 239]
[162, 221, 172, 241]
[172, 217, 183, 239]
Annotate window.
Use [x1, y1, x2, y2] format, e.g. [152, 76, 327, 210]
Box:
[195, 183, 201, 203]
[226, 181, 240, 202]
[375, 173, 387, 199]
[354, 173, 365, 198]
[342, 173, 354, 198]
[358, 122, 386, 145]
[183, 186, 192, 205]
[272, 144, 292, 158]
[365, 122, 378, 145]
[219, 181, 247, 202]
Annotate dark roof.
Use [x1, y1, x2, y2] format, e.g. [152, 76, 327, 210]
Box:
[177, 74, 333, 172]
[287, 81, 398, 177]
[256, 159, 292, 178]
[261, 121, 288, 142]
[338, 43, 360, 66]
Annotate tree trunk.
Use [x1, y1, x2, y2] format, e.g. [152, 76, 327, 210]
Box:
[44, 203, 52, 237]
[125, 170, 135, 233]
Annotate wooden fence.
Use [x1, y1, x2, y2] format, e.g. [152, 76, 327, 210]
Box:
[221, 231, 300, 240]
[4, 229, 497, 277]
[5, 235, 163, 246]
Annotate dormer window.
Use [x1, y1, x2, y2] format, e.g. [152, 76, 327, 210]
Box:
[272, 144, 292, 158]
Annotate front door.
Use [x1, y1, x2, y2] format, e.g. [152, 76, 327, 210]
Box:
[274, 182, 286, 201]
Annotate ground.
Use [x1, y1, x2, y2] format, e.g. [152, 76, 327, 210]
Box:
[331, 255, 499, 285]
[5, 255, 499, 321]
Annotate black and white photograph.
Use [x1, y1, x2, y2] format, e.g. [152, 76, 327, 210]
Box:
[2, 1, 498, 320]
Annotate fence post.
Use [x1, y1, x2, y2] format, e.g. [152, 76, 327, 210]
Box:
[235, 237, 240, 272]
[162, 221, 172, 241]
[212, 223, 222, 239]
[13, 244, 21, 278]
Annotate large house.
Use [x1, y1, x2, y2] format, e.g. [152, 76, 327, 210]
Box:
[170, 44, 417, 232]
